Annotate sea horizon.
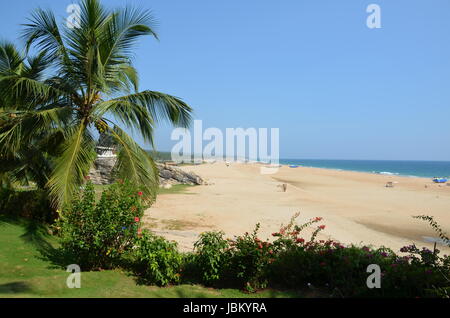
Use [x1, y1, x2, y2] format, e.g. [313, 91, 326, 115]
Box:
[278, 158, 450, 179]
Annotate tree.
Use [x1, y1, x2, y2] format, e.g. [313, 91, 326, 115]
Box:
[0, 0, 192, 207]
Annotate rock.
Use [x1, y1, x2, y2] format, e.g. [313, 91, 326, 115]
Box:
[88, 158, 204, 186]
[88, 157, 117, 185]
[156, 163, 204, 186]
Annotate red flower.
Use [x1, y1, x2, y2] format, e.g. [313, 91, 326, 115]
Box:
[314, 217, 323, 222]
[134, 217, 140, 223]
[318, 225, 326, 230]
[137, 191, 143, 197]
[258, 243, 263, 249]
[296, 238, 305, 244]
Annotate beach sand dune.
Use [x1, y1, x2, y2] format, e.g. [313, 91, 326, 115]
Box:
[145, 162, 450, 253]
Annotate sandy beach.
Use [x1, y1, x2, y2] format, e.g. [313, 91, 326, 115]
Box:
[144, 162, 450, 253]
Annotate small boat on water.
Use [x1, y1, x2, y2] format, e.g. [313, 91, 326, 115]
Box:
[432, 177, 448, 183]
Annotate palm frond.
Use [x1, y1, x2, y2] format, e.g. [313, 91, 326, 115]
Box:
[47, 119, 96, 207]
[94, 97, 155, 144]
[99, 5, 158, 66]
[109, 90, 193, 128]
[0, 106, 71, 155]
[21, 8, 67, 59]
[0, 41, 24, 73]
[106, 123, 158, 201]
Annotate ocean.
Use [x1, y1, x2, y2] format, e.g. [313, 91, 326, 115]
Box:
[278, 159, 450, 179]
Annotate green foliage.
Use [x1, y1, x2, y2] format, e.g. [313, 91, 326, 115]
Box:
[192, 231, 230, 285]
[7, 184, 450, 298]
[56, 180, 145, 270]
[226, 224, 273, 292]
[0, 0, 193, 208]
[1, 216, 301, 298]
[131, 230, 183, 286]
[185, 213, 450, 297]
[0, 188, 55, 223]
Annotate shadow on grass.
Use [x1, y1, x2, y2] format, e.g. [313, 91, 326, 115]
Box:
[37, 246, 76, 270]
[0, 214, 75, 270]
[0, 214, 28, 227]
[0, 282, 33, 294]
[20, 221, 53, 251]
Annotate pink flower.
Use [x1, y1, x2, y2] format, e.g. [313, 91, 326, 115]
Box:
[134, 217, 140, 223]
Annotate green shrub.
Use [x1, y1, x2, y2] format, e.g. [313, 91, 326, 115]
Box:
[56, 181, 145, 270]
[192, 231, 230, 286]
[131, 230, 183, 286]
[0, 188, 55, 223]
[265, 214, 450, 297]
[268, 241, 400, 296]
[192, 212, 450, 297]
[226, 224, 274, 292]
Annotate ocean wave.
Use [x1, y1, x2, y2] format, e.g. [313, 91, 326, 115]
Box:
[373, 171, 399, 176]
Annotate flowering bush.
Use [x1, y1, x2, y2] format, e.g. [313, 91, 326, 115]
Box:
[188, 213, 450, 297]
[226, 224, 274, 292]
[131, 230, 183, 286]
[190, 214, 328, 291]
[266, 213, 450, 297]
[56, 181, 145, 270]
[56, 200, 450, 297]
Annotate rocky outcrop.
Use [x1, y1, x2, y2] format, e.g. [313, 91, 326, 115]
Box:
[88, 157, 117, 185]
[157, 163, 204, 186]
[88, 158, 204, 187]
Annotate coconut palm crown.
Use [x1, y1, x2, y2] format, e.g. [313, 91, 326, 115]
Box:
[0, 0, 192, 207]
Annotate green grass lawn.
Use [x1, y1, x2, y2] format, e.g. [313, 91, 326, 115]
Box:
[0, 216, 303, 298]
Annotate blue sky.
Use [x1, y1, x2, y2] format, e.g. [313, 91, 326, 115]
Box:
[1, 0, 450, 161]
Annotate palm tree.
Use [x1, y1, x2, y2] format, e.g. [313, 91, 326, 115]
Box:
[0, 42, 56, 190]
[0, 0, 192, 207]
